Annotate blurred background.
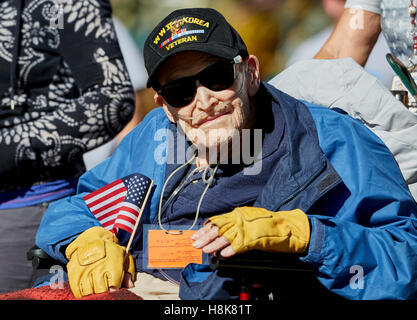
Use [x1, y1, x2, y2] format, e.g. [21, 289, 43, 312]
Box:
[112, 0, 329, 78]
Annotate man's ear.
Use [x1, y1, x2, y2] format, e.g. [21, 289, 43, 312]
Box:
[245, 55, 261, 97]
[154, 93, 177, 123]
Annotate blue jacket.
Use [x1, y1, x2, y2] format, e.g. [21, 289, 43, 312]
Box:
[36, 83, 417, 300]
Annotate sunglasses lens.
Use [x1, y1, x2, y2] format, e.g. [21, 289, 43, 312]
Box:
[200, 63, 235, 91]
[161, 79, 196, 108]
[159, 62, 236, 108]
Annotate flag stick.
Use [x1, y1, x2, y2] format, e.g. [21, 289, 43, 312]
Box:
[125, 180, 154, 256]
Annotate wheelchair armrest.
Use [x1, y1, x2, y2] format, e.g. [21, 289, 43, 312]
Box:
[209, 250, 313, 273]
[27, 245, 65, 270]
[209, 251, 345, 300]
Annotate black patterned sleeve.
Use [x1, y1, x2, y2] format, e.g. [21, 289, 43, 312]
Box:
[0, 0, 135, 190]
[51, 0, 135, 150]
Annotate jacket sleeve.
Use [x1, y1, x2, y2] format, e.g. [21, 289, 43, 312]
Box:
[303, 104, 417, 300]
[0, 0, 135, 187]
[35, 108, 169, 263]
[34, 131, 135, 263]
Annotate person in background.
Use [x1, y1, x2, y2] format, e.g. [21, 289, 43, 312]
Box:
[82, 16, 149, 171]
[315, 1, 414, 70]
[0, 0, 134, 293]
[311, 0, 417, 198]
[112, 17, 150, 144]
[287, 0, 395, 88]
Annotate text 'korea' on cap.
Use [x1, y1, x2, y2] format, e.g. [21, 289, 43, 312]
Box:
[143, 8, 248, 89]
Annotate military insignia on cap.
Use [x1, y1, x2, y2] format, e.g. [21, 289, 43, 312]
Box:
[170, 19, 185, 34]
[151, 14, 215, 54]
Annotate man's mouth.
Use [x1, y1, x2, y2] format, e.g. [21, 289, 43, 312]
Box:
[196, 111, 231, 126]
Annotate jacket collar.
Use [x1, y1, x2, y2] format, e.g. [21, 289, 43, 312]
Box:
[255, 82, 344, 212]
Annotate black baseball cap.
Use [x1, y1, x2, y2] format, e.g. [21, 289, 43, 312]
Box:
[143, 8, 249, 89]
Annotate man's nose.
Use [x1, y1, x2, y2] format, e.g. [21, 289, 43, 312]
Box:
[195, 81, 218, 110]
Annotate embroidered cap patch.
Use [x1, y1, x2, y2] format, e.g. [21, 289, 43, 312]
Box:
[150, 14, 216, 56]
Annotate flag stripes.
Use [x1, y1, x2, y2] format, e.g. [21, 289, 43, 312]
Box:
[83, 173, 153, 236]
[114, 202, 140, 233]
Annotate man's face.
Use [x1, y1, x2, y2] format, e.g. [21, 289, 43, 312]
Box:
[155, 51, 260, 160]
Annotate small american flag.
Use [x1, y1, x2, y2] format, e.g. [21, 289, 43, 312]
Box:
[83, 173, 153, 236]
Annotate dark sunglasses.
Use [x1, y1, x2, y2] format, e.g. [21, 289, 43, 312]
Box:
[157, 58, 241, 108]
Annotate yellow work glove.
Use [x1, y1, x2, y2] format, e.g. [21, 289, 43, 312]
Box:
[207, 207, 310, 254]
[65, 226, 136, 298]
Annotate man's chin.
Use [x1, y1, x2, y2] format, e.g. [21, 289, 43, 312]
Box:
[192, 138, 236, 164]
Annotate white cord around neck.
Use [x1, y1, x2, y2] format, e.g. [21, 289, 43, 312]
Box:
[157, 152, 219, 234]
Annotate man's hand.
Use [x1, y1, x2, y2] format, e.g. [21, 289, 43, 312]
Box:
[65, 227, 136, 298]
[192, 207, 311, 257]
[192, 222, 236, 257]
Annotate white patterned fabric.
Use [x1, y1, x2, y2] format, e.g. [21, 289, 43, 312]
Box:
[381, 0, 414, 66]
[345, 0, 382, 13]
[0, 0, 135, 192]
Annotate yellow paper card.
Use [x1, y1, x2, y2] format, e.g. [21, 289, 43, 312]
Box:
[147, 230, 203, 268]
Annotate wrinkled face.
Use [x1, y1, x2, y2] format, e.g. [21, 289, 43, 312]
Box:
[155, 51, 261, 160]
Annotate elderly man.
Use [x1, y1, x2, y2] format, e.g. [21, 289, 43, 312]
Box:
[36, 8, 417, 300]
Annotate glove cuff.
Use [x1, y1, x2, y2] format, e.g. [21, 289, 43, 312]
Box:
[125, 252, 137, 282]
